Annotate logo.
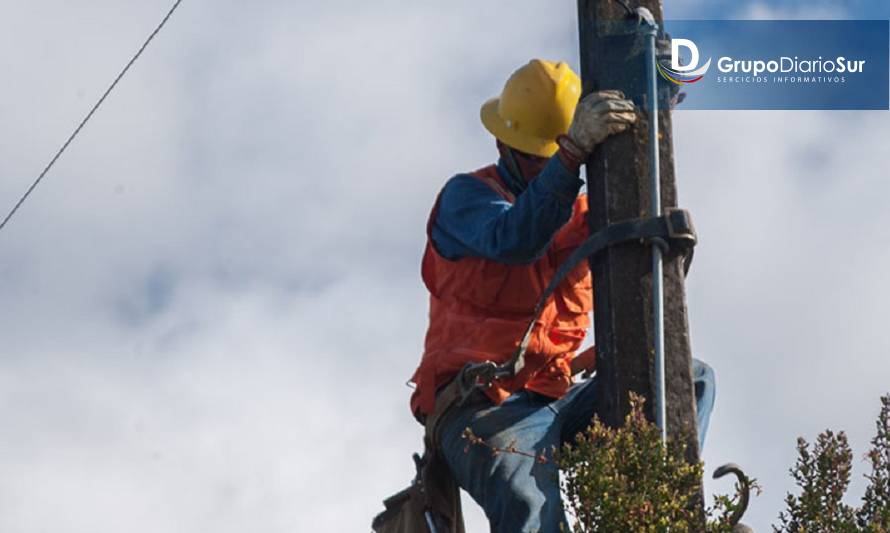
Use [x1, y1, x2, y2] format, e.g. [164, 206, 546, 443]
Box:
[657, 38, 712, 85]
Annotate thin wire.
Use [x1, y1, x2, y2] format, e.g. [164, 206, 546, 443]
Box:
[0, 0, 185, 233]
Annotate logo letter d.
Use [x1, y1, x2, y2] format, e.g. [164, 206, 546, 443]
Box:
[672, 38, 700, 72]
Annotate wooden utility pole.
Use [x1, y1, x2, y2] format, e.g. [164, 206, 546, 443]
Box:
[577, 0, 702, 464]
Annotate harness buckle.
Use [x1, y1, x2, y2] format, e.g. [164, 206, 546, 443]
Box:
[663, 208, 697, 274]
[664, 208, 696, 245]
[456, 361, 499, 405]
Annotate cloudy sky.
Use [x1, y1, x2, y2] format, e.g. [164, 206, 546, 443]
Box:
[0, 1, 888, 531]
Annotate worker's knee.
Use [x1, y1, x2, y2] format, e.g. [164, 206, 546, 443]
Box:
[691, 358, 717, 449]
[692, 358, 716, 397]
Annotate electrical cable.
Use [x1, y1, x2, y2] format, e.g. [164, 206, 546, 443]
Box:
[0, 0, 185, 233]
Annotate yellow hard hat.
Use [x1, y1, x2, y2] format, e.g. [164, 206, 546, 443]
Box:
[480, 59, 581, 158]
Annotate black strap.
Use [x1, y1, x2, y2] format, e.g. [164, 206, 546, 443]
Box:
[457, 208, 696, 395]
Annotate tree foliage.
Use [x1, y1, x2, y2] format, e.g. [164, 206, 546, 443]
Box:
[463, 393, 890, 532]
[556, 394, 748, 532]
[775, 394, 890, 533]
[858, 395, 890, 531]
[774, 431, 858, 532]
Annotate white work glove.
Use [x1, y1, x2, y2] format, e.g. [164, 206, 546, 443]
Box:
[566, 90, 637, 156]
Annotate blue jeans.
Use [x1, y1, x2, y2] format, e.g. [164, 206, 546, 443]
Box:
[438, 359, 716, 533]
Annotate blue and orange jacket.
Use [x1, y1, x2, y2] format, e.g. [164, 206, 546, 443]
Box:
[410, 157, 593, 417]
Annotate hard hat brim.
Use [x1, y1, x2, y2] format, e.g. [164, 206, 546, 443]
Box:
[480, 98, 560, 158]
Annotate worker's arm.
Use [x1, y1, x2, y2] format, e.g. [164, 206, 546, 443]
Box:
[431, 90, 636, 264]
[431, 156, 583, 264]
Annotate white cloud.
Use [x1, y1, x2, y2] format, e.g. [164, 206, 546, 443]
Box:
[676, 109, 890, 527]
[0, 1, 887, 532]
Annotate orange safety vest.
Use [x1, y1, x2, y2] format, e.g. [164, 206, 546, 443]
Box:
[410, 165, 593, 417]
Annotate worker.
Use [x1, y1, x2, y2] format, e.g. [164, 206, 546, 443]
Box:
[406, 59, 716, 533]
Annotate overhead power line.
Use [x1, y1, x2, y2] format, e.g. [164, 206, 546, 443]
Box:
[0, 0, 185, 233]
